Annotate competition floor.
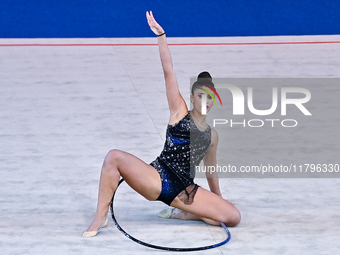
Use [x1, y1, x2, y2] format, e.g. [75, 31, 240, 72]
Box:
[1, 35, 340, 255]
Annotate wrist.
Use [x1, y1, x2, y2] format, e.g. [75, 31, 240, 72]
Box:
[157, 32, 166, 37]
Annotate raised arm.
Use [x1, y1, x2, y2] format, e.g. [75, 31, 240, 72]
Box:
[146, 11, 188, 123]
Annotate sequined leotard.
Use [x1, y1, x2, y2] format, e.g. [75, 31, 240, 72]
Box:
[150, 112, 211, 206]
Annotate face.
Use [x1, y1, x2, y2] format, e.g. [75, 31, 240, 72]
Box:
[191, 86, 215, 115]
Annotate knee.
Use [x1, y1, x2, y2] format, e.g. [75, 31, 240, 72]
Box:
[104, 149, 123, 167]
[225, 208, 241, 227]
[219, 207, 241, 227]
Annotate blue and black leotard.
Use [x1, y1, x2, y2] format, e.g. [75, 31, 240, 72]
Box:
[150, 112, 211, 206]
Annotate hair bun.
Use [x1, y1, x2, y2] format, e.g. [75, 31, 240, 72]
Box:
[191, 71, 215, 95]
[197, 71, 214, 89]
[197, 71, 212, 81]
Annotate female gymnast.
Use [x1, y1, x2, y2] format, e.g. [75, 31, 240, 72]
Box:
[83, 11, 241, 238]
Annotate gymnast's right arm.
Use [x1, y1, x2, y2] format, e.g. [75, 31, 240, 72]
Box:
[146, 11, 187, 122]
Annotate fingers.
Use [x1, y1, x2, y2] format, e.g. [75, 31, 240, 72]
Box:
[146, 11, 152, 25]
[146, 10, 155, 22]
[146, 12, 153, 27]
[146, 10, 164, 35]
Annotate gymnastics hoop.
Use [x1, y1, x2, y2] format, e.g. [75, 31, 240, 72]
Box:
[110, 178, 231, 252]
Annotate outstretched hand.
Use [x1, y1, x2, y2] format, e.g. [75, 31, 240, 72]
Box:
[146, 11, 165, 36]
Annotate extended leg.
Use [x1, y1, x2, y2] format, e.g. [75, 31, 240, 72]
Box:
[85, 149, 162, 233]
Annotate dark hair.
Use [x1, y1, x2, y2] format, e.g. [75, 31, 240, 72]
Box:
[191, 71, 215, 95]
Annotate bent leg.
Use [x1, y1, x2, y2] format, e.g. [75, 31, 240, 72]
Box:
[170, 187, 241, 227]
[169, 209, 222, 226]
[85, 149, 162, 232]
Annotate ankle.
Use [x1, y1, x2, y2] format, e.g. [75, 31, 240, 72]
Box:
[95, 209, 109, 219]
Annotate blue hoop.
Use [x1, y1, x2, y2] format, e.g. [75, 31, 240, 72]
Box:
[110, 179, 231, 252]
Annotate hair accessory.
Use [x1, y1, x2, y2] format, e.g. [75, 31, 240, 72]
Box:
[157, 32, 166, 37]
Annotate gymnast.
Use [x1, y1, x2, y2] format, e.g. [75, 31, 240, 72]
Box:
[83, 11, 240, 238]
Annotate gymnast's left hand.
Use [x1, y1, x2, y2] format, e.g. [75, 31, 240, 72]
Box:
[146, 11, 165, 36]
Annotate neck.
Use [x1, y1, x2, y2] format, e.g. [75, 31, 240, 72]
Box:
[190, 109, 207, 126]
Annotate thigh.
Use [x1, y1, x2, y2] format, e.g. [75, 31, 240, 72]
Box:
[170, 187, 241, 227]
[109, 150, 162, 201]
